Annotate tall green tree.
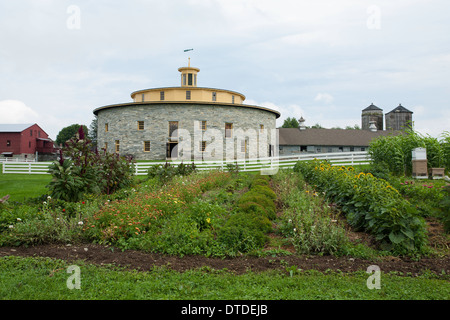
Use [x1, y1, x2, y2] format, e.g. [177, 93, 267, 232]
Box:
[88, 116, 98, 149]
[56, 124, 88, 146]
[281, 117, 300, 128]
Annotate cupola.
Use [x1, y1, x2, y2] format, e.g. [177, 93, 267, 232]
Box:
[178, 58, 200, 87]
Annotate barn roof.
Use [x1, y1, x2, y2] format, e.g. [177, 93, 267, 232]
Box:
[278, 128, 400, 147]
[0, 124, 34, 133]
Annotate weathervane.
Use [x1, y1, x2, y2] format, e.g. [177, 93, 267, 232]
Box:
[184, 49, 194, 67]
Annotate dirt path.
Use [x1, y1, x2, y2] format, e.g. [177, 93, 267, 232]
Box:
[1, 243, 449, 276]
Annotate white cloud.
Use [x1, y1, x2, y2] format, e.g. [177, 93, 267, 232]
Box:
[314, 93, 334, 104]
[0, 100, 40, 123]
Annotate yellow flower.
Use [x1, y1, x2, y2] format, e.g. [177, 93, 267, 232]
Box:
[206, 218, 211, 224]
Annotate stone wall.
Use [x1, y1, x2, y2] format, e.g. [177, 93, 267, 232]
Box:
[96, 103, 277, 160]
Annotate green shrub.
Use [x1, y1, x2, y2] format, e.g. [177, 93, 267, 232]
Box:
[238, 201, 269, 218]
[47, 127, 134, 202]
[250, 185, 277, 200]
[147, 162, 197, 184]
[186, 200, 226, 232]
[217, 212, 269, 254]
[238, 191, 276, 220]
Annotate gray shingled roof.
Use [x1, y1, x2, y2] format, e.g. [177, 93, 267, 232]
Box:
[278, 128, 400, 147]
[387, 104, 413, 114]
[0, 124, 34, 132]
[362, 103, 382, 111]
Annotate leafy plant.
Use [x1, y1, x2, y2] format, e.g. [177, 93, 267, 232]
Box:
[147, 162, 197, 184]
[47, 126, 134, 202]
[369, 128, 449, 176]
[294, 160, 428, 255]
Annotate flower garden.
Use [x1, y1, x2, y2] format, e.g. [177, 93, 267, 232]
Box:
[0, 128, 449, 300]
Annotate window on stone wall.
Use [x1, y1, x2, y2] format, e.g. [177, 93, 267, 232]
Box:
[160, 91, 165, 101]
[115, 140, 120, 153]
[241, 140, 248, 153]
[104, 142, 108, 151]
[200, 141, 206, 152]
[260, 124, 264, 132]
[105, 123, 109, 132]
[137, 121, 144, 131]
[169, 121, 179, 140]
[144, 141, 151, 152]
[212, 92, 217, 102]
[225, 123, 233, 138]
[186, 91, 191, 100]
[142, 93, 145, 102]
[200, 120, 207, 131]
[232, 96, 235, 104]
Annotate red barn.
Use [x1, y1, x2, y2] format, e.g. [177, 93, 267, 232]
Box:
[0, 124, 56, 160]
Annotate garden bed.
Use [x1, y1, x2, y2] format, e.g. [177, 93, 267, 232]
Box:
[0, 240, 448, 276]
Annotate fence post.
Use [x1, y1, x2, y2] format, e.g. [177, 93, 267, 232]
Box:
[29, 162, 32, 174]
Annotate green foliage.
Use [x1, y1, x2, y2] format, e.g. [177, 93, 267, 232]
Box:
[238, 191, 276, 220]
[214, 174, 277, 255]
[47, 126, 134, 202]
[281, 117, 299, 128]
[388, 178, 447, 218]
[55, 124, 88, 146]
[217, 212, 270, 253]
[273, 170, 348, 256]
[47, 160, 87, 202]
[369, 129, 449, 176]
[440, 185, 450, 233]
[294, 160, 428, 255]
[147, 162, 197, 184]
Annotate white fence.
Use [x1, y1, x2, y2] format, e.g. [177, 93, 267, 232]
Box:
[0, 158, 36, 163]
[1, 162, 53, 174]
[1, 151, 371, 175]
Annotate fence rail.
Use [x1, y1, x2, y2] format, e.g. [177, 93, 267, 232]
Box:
[134, 151, 370, 175]
[1, 151, 371, 175]
[1, 162, 53, 174]
[0, 158, 36, 163]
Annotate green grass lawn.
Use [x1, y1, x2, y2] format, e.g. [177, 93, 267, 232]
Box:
[0, 256, 448, 300]
[0, 172, 52, 202]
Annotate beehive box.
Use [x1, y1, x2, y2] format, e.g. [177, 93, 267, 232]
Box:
[412, 159, 428, 179]
[429, 167, 445, 179]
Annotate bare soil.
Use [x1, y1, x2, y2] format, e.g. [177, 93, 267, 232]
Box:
[1, 219, 448, 277]
[0, 243, 449, 276]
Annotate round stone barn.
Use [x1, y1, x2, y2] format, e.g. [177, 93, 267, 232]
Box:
[94, 63, 280, 160]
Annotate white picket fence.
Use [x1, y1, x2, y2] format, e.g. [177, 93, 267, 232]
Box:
[1, 151, 371, 175]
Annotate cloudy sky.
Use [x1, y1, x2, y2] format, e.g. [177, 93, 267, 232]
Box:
[0, 0, 449, 140]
